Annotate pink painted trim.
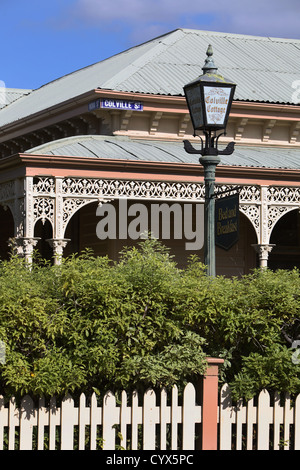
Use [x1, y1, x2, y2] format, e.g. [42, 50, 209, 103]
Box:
[202, 358, 224, 450]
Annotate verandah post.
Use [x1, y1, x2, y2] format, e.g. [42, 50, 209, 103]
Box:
[202, 357, 224, 450]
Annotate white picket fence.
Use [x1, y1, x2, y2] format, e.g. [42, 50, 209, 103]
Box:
[220, 383, 300, 450]
[0, 384, 201, 450]
[1, 383, 300, 450]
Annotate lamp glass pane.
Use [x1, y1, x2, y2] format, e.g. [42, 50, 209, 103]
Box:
[185, 84, 203, 129]
[203, 86, 231, 126]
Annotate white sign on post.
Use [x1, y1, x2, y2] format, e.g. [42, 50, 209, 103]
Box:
[204, 86, 231, 126]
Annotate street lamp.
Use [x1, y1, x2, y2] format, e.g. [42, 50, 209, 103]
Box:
[183, 45, 236, 277]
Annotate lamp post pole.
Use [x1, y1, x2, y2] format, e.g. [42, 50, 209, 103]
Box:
[183, 46, 236, 276]
[200, 147, 220, 277]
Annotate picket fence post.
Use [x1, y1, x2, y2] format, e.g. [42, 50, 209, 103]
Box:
[182, 382, 201, 450]
[49, 396, 60, 450]
[37, 397, 48, 450]
[119, 390, 130, 450]
[219, 383, 234, 450]
[61, 394, 76, 450]
[295, 394, 300, 449]
[0, 396, 7, 450]
[90, 392, 101, 450]
[170, 385, 181, 450]
[78, 393, 89, 450]
[131, 390, 141, 450]
[102, 391, 120, 450]
[257, 389, 272, 450]
[159, 388, 168, 450]
[202, 357, 224, 450]
[8, 397, 18, 450]
[143, 389, 158, 450]
[19, 395, 37, 450]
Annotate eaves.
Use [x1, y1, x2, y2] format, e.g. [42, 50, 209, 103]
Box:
[0, 89, 299, 145]
[1, 153, 300, 187]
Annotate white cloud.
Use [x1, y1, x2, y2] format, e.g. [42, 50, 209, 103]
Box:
[76, 0, 187, 22]
[74, 0, 300, 40]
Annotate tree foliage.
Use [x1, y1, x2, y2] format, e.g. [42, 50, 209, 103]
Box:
[0, 239, 300, 401]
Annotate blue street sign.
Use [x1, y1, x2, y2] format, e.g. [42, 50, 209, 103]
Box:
[88, 99, 143, 112]
[88, 99, 101, 111]
[100, 99, 143, 111]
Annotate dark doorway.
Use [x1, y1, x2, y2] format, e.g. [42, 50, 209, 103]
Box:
[269, 209, 300, 270]
[34, 219, 53, 262]
[0, 206, 14, 260]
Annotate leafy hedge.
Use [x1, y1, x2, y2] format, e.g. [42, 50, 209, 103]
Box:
[0, 238, 300, 401]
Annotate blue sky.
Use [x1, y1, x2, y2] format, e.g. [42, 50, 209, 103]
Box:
[1, 0, 300, 90]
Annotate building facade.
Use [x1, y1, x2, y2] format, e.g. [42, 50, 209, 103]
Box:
[0, 29, 300, 276]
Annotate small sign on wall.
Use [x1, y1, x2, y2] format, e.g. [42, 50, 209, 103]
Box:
[88, 99, 143, 112]
[215, 192, 239, 250]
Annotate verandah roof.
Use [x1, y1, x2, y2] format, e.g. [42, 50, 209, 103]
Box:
[25, 135, 300, 171]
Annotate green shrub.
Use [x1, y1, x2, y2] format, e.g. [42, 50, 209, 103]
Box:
[0, 239, 299, 400]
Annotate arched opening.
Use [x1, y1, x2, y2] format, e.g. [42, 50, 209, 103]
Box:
[34, 219, 53, 262]
[62, 200, 258, 276]
[216, 212, 258, 277]
[0, 205, 14, 260]
[63, 199, 203, 264]
[110, 200, 205, 268]
[64, 201, 109, 258]
[269, 209, 300, 270]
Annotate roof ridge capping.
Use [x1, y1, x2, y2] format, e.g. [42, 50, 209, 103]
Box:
[180, 28, 300, 42]
[0, 87, 32, 93]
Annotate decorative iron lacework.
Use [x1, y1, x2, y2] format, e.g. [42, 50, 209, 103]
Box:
[267, 186, 300, 204]
[268, 206, 290, 229]
[33, 197, 55, 225]
[7, 178, 300, 205]
[61, 178, 263, 204]
[58, 178, 263, 236]
[29, 176, 262, 204]
[33, 177, 55, 195]
[2, 177, 300, 245]
[266, 187, 300, 238]
[216, 184, 261, 203]
[61, 178, 206, 200]
[239, 204, 260, 233]
[62, 198, 91, 229]
[266, 205, 299, 239]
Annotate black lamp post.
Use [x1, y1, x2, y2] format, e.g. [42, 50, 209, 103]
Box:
[183, 45, 236, 277]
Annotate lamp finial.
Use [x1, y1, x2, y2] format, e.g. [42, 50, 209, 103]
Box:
[202, 44, 218, 74]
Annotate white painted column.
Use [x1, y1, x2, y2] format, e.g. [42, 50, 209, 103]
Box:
[252, 243, 275, 269]
[252, 185, 275, 269]
[24, 176, 34, 239]
[15, 177, 40, 262]
[13, 178, 25, 238]
[47, 177, 69, 264]
[46, 238, 70, 265]
[260, 185, 269, 246]
[54, 177, 64, 239]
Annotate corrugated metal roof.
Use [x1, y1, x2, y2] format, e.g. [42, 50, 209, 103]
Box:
[2, 29, 300, 127]
[0, 88, 31, 109]
[25, 135, 300, 170]
[1, 29, 300, 128]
